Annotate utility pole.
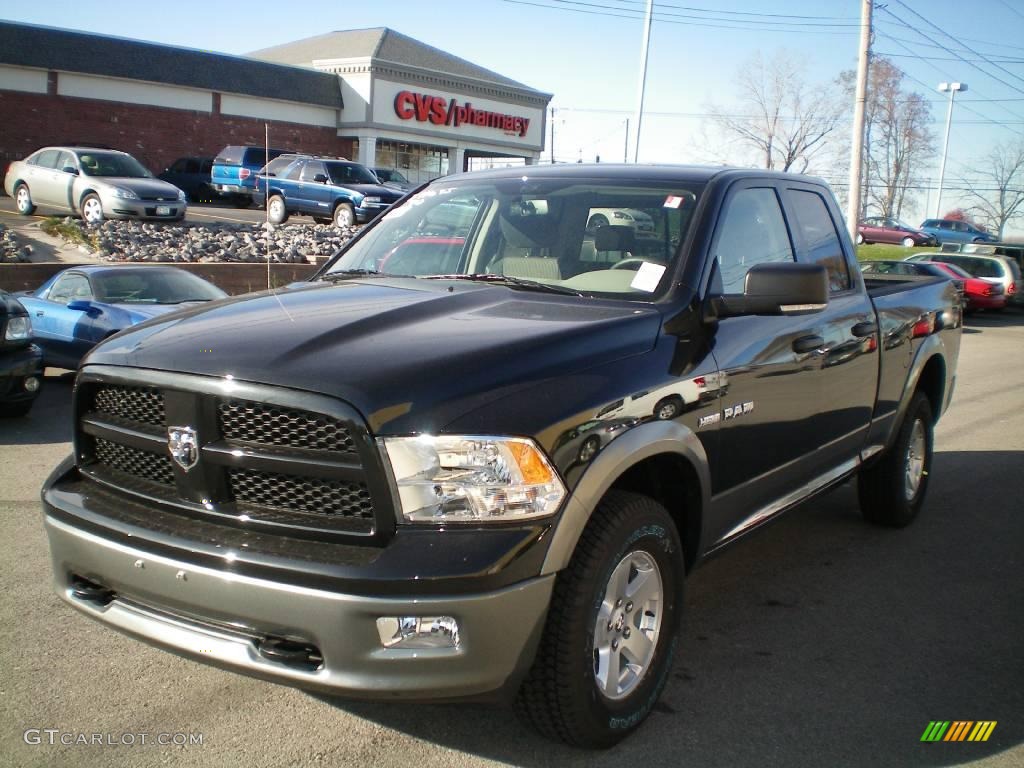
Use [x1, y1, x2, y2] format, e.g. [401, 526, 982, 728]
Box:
[624, 118, 630, 163]
[550, 107, 556, 164]
[846, 0, 872, 244]
[631, 0, 654, 163]
[934, 82, 967, 218]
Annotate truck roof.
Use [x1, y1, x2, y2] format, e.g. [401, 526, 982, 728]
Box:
[446, 163, 828, 187]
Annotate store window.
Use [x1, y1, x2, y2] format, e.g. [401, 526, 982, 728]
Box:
[375, 141, 449, 185]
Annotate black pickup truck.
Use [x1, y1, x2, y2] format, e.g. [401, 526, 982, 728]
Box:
[41, 165, 961, 748]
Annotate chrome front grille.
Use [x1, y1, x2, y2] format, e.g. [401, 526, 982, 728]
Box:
[76, 374, 391, 540]
[218, 401, 355, 453]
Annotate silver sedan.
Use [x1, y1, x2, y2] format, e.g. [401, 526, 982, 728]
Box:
[3, 146, 187, 223]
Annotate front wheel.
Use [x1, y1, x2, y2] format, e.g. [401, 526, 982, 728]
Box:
[267, 196, 288, 225]
[858, 391, 933, 527]
[81, 193, 104, 224]
[15, 184, 36, 215]
[902, 236, 916, 248]
[334, 202, 356, 228]
[856, 233, 864, 245]
[515, 490, 683, 748]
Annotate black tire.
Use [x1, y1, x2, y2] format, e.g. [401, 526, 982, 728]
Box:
[267, 195, 288, 225]
[333, 202, 356, 228]
[0, 400, 34, 418]
[14, 184, 36, 215]
[515, 490, 683, 748]
[653, 395, 682, 421]
[858, 391, 933, 527]
[81, 193, 104, 224]
[587, 213, 609, 230]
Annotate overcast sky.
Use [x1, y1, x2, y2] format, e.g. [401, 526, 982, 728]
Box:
[4, 0, 1024, 224]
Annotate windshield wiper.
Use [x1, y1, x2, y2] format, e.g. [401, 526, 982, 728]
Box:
[319, 269, 391, 281]
[422, 273, 584, 296]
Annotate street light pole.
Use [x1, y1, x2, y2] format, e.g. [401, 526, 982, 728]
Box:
[934, 81, 966, 219]
[631, 0, 654, 163]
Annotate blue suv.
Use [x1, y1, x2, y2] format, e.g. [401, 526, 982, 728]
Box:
[253, 156, 404, 227]
[919, 218, 998, 245]
[211, 145, 292, 207]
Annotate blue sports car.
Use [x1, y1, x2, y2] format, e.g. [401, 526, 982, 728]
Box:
[19, 265, 227, 369]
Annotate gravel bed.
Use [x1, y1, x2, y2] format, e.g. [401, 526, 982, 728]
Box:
[1, 223, 33, 263]
[52, 218, 361, 264]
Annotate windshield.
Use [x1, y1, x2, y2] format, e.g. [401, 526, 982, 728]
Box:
[325, 178, 702, 299]
[94, 270, 227, 304]
[77, 152, 153, 178]
[326, 162, 381, 186]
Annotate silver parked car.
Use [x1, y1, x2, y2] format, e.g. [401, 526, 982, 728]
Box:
[3, 146, 187, 223]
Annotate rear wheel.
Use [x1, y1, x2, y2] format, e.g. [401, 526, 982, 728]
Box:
[267, 196, 288, 225]
[334, 202, 355, 228]
[856, 233, 864, 245]
[858, 391, 933, 527]
[15, 184, 36, 215]
[81, 193, 104, 224]
[588, 213, 609, 230]
[515, 490, 683, 748]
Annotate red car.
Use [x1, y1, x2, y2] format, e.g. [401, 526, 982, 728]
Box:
[857, 217, 937, 247]
[923, 261, 1006, 312]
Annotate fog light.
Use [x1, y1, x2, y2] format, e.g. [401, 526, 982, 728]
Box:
[24, 376, 40, 393]
[376, 616, 460, 649]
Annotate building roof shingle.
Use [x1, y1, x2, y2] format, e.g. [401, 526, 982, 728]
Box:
[0, 21, 343, 108]
[249, 27, 549, 97]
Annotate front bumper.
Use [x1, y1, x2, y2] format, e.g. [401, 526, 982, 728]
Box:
[100, 192, 185, 221]
[355, 203, 394, 223]
[45, 514, 553, 700]
[0, 343, 43, 404]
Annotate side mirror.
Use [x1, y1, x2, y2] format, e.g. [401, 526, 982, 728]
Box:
[67, 299, 97, 312]
[712, 263, 828, 319]
[313, 173, 329, 184]
[62, 166, 79, 175]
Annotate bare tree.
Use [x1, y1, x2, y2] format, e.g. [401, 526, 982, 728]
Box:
[841, 58, 935, 220]
[708, 51, 845, 173]
[958, 140, 1024, 240]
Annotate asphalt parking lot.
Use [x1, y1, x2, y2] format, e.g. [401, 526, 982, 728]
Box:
[1, 312, 1022, 767]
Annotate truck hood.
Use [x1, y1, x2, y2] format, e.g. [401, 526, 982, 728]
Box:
[86, 279, 662, 433]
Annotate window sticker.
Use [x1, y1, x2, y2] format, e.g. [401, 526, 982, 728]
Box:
[664, 194, 687, 209]
[631, 262, 666, 292]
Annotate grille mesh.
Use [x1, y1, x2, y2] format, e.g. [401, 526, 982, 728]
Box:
[219, 401, 355, 453]
[94, 438, 175, 487]
[229, 469, 373, 519]
[93, 386, 166, 428]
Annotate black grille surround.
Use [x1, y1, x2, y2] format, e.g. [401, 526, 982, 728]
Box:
[73, 367, 396, 543]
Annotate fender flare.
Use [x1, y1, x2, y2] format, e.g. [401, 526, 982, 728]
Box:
[540, 419, 711, 575]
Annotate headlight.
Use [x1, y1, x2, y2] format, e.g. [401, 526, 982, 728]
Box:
[177, 189, 187, 201]
[380, 435, 566, 523]
[613, 211, 633, 221]
[110, 187, 139, 200]
[4, 316, 30, 341]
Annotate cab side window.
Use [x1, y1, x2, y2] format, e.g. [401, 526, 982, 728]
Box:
[784, 189, 851, 292]
[710, 187, 794, 294]
[300, 161, 327, 182]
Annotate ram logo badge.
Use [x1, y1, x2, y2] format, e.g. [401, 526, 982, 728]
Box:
[167, 426, 199, 471]
[723, 402, 755, 420]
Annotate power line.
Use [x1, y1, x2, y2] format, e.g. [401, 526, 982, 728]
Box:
[875, 51, 1024, 65]
[606, 0, 857, 21]
[499, 0, 858, 33]
[996, 0, 1024, 22]
[887, 0, 1024, 91]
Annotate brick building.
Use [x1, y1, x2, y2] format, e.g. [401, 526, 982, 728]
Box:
[0, 21, 551, 184]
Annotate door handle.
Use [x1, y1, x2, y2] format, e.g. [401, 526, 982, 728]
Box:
[36, 311, 45, 317]
[851, 321, 877, 338]
[792, 335, 825, 354]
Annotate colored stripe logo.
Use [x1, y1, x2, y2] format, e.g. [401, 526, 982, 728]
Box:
[921, 721, 997, 742]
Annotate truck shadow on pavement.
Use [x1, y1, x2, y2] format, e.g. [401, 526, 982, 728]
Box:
[316, 450, 1023, 768]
